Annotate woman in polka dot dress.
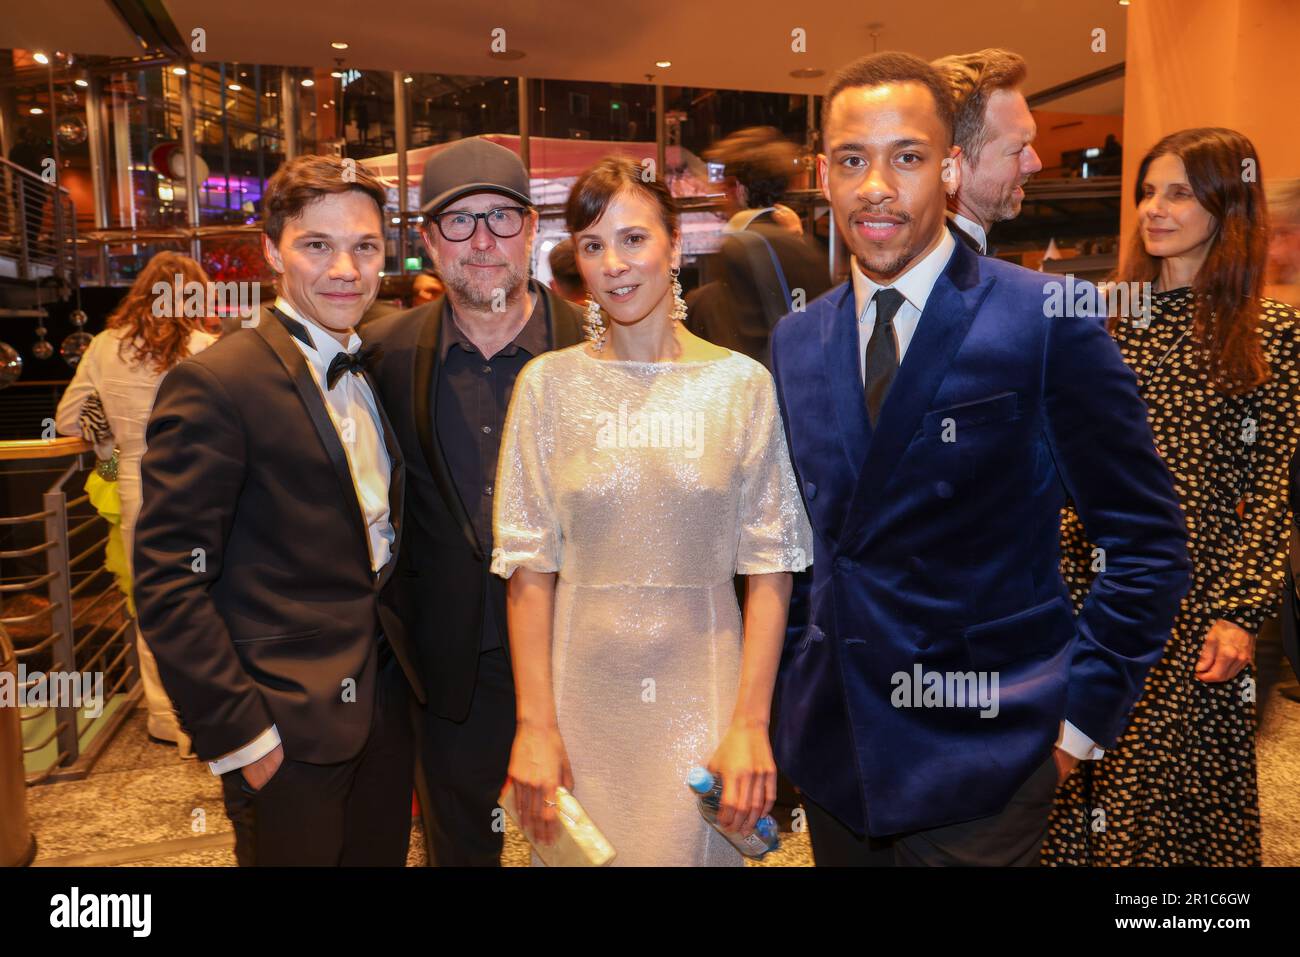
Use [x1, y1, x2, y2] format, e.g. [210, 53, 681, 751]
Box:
[1045, 128, 1300, 866]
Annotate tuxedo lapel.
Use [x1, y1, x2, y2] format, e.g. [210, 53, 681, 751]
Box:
[363, 366, 405, 589]
[256, 310, 371, 558]
[841, 241, 994, 549]
[413, 298, 481, 558]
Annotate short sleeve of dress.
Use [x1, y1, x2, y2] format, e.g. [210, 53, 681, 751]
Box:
[490, 359, 562, 579]
[735, 368, 814, 575]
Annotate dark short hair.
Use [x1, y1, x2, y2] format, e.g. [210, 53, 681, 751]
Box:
[704, 127, 799, 209]
[262, 154, 387, 244]
[547, 238, 582, 292]
[565, 156, 679, 240]
[823, 52, 955, 149]
[931, 49, 1028, 166]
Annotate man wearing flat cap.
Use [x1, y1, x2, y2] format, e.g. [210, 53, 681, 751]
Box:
[363, 137, 583, 866]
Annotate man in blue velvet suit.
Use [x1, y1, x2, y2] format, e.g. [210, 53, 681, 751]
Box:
[770, 52, 1191, 866]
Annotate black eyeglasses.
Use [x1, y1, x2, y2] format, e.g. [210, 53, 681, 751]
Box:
[429, 206, 527, 242]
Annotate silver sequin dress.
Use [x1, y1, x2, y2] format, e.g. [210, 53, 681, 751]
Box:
[491, 344, 813, 866]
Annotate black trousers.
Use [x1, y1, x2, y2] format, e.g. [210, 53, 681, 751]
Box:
[415, 646, 516, 866]
[220, 650, 413, 866]
[802, 753, 1059, 866]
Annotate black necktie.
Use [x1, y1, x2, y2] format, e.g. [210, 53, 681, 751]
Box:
[326, 344, 380, 389]
[864, 288, 905, 427]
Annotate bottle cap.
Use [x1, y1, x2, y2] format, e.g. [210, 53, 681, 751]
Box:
[686, 766, 714, 793]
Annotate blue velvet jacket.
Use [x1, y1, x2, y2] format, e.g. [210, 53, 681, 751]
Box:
[770, 236, 1191, 837]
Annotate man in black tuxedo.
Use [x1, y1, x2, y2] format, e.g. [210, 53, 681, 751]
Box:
[363, 138, 583, 865]
[134, 155, 423, 866]
[688, 126, 831, 367]
[930, 49, 1043, 256]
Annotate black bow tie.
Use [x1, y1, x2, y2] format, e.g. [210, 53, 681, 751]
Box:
[326, 344, 380, 389]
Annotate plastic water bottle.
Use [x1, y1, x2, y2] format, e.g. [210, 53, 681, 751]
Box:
[686, 766, 781, 859]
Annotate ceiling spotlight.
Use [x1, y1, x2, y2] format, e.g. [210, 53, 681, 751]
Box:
[172, 66, 187, 76]
[301, 78, 314, 87]
[404, 76, 413, 83]
[228, 83, 242, 91]
[331, 41, 349, 50]
[33, 52, 49, 65]
[655, 60, 671, 68]
[75, 78, 89, 88]
[30, 107, 44, 115]
[331, 70, 344, 78]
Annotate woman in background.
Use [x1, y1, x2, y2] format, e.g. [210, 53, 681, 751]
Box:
[1046, 128, 1300, 865]
[56, 251, 218, 759]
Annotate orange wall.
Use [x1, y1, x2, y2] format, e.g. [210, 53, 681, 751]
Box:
[1121, 0, 1300, 248]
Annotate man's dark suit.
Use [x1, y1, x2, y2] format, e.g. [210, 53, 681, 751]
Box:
[134, 305, 424, 865]
[688, 212, 831, 367]
[362, 283, 582, 864]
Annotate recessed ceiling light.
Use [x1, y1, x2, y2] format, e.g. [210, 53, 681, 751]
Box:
[404, 76, 413, 83]
[331, 71, 344, 78]
[228, 83, 242, 91]
[332, 41, 349, 50]
[33, 52, 49, 65]
[655, 60, 671, 68]
[301, 78, 314, 87]
[172, 66, 187, 76]
[29, 107, 44, 115]
[75, 78, 89, 88]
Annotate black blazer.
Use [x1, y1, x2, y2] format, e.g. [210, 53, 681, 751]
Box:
[133, 306, 423, 765]
[361, 284, 583, 721]
[688, 217, 831, 367]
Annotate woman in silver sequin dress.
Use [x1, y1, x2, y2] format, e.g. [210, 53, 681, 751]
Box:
[491, 158, 813, 866]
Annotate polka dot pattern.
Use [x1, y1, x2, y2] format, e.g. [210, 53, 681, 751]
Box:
[1044, 288, 1300, 866]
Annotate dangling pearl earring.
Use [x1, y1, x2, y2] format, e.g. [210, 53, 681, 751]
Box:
[670, 265, 687, 326]
[584, 296, 607, 352]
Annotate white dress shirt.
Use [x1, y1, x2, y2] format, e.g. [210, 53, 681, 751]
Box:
[849, 227, 1103, 763]
[207, 296, 395, 777]
[851, 225, 956, 379]
[948, 211, 988, 255]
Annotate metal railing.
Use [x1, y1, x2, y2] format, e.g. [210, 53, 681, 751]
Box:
[0, 438, 140, 784]
[0, 157, 79, 288]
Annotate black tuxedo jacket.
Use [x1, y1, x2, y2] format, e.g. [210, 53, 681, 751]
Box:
[133, 306, 423, 765]
[687, 216, 831, 367]
[362, 284, 583, 721]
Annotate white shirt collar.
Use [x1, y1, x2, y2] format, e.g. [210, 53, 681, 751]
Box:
[948, 211, 988, 254]
[275, 296, 362, 372]
[850, 226, 956, 323]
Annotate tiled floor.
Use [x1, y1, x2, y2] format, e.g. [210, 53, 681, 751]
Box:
[21, 628, 1300, 867]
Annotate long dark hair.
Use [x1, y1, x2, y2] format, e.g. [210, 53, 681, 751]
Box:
[1117, 127, 1270, 395]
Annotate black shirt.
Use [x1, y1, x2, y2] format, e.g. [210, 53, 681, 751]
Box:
[435, 281, 552, 650]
